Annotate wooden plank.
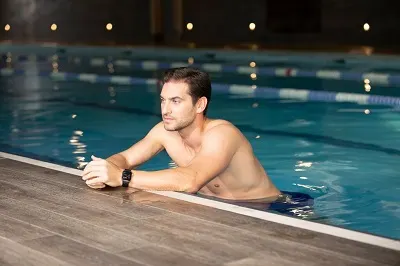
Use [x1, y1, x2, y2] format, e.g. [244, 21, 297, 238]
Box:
[1, 159, 398, 265]
[0, 236, 71, 266]
[110, 216, 252, 265]
[137, 212, 387, 266]
[0, 176, 252, 264]
[116, 191, 399, 266]
[224, 251, 300, 266]
[0, 179, 164, 229]
[22, 235, 143, 266]
[239, 220, 400, 266]
[0, 167, 168, 220]
[0, 215, 54, 242]
[102, 189, 263, 227]
[225, 247, 396, 266]
[0, 198, 150, 253]
[0, 159, 85, 187]
[0, 196, 246, 265]
[119, 245, 210, 266]
[0, 169, 250, 264]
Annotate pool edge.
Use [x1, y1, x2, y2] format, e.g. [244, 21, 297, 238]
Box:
[0, 151, 399, 252]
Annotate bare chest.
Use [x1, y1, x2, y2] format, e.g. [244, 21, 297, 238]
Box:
[164, 141, 230, 195]
[163, 140, 196, 167]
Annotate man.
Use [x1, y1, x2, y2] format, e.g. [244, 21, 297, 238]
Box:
[82, 67, 282, 201]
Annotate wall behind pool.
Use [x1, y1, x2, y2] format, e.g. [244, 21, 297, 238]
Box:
[1, 0, 400, 49]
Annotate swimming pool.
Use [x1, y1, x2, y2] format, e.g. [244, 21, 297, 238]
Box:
[0, 45, 399, 241]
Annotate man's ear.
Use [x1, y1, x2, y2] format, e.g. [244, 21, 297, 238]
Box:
[196, 97, 208, 114]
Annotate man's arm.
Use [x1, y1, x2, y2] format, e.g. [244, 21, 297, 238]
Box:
[82, 122, 165, 187]
[130, 125, 240, 192]
[84, 124, 241, 192]
[106, 122, 165, 170]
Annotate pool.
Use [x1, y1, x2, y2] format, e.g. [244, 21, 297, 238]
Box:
[0, 45, 399, 241]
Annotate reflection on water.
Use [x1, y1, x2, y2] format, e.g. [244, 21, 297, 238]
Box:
[69, 130, 87, 169]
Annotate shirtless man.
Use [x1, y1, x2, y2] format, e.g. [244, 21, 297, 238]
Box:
[82, 67, 281, 201]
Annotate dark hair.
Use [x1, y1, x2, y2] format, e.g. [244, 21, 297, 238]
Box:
[163, 67, 212, 116]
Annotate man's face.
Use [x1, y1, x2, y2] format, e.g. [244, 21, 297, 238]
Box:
[160, 81, 196, 131]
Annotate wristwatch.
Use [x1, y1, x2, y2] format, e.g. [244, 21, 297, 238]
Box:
[121, 169, 132, 187]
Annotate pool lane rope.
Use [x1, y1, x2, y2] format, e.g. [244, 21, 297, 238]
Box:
[2, 54, 400, 86]
[1, 67, 400, 107]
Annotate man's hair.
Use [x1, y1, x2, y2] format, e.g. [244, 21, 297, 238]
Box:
[163, 67, 212, 116]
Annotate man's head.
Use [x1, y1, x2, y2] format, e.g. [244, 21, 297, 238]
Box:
[160, 67, 211, 131]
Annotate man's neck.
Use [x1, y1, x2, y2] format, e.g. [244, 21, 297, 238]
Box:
[178, 116, 207, 151]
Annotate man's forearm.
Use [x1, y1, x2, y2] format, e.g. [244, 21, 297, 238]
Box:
[106, 153, 131, 169]
[129, 168, 198, 193]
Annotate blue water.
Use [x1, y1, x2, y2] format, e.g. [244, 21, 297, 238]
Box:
[0, 52, 400, 241]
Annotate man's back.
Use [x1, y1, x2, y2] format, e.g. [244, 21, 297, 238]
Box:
[158, 119, 282, 201]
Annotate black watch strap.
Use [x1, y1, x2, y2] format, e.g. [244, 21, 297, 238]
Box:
[122, 169, 132, 187]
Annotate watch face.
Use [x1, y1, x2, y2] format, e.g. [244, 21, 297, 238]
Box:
[122, 170, 132, 181]
[122, 170, 131, 187]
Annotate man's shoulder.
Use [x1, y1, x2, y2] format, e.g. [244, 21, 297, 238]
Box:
[152, 121, 165, 131]
[148, 121, 178, 142]
[206, 119, 238, 131]
[200, 119, 243, 156]
[204, 119, 242, 141]
[147, 122, 167, 139]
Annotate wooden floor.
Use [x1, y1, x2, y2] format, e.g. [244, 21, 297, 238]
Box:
[0, 156, 399, 266]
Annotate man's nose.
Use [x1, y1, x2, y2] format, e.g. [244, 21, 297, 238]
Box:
[162, 101, 171, 114]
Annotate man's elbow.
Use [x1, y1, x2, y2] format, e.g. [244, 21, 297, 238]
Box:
[177, 168, 202, 194]
[183, 182, 201, 194]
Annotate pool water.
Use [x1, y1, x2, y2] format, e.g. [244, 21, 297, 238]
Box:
[0, 55, 399, 241]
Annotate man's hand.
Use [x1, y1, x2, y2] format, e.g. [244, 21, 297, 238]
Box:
[82, 155, 123, 188]
[87, 182, 106, 189]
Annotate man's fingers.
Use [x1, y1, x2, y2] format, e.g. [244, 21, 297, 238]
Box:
[88, 184, 106, 189]
[82, 171, 104, 181]
[82, 163, 94, 175]
[87, 182, 106, 189]
[82, 161, 105, 175]
[86, 176, 106, 185]
[81, 157, 108, 188]
[91, 155, 104, 161]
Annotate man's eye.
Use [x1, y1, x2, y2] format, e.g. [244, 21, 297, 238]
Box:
[173, 99, 180, 103]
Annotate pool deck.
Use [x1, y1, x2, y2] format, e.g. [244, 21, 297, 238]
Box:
[0, 154, 399, 266]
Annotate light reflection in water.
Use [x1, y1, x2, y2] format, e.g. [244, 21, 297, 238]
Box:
[69, 130, 87, 168]
[168, 161, 177, 169]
